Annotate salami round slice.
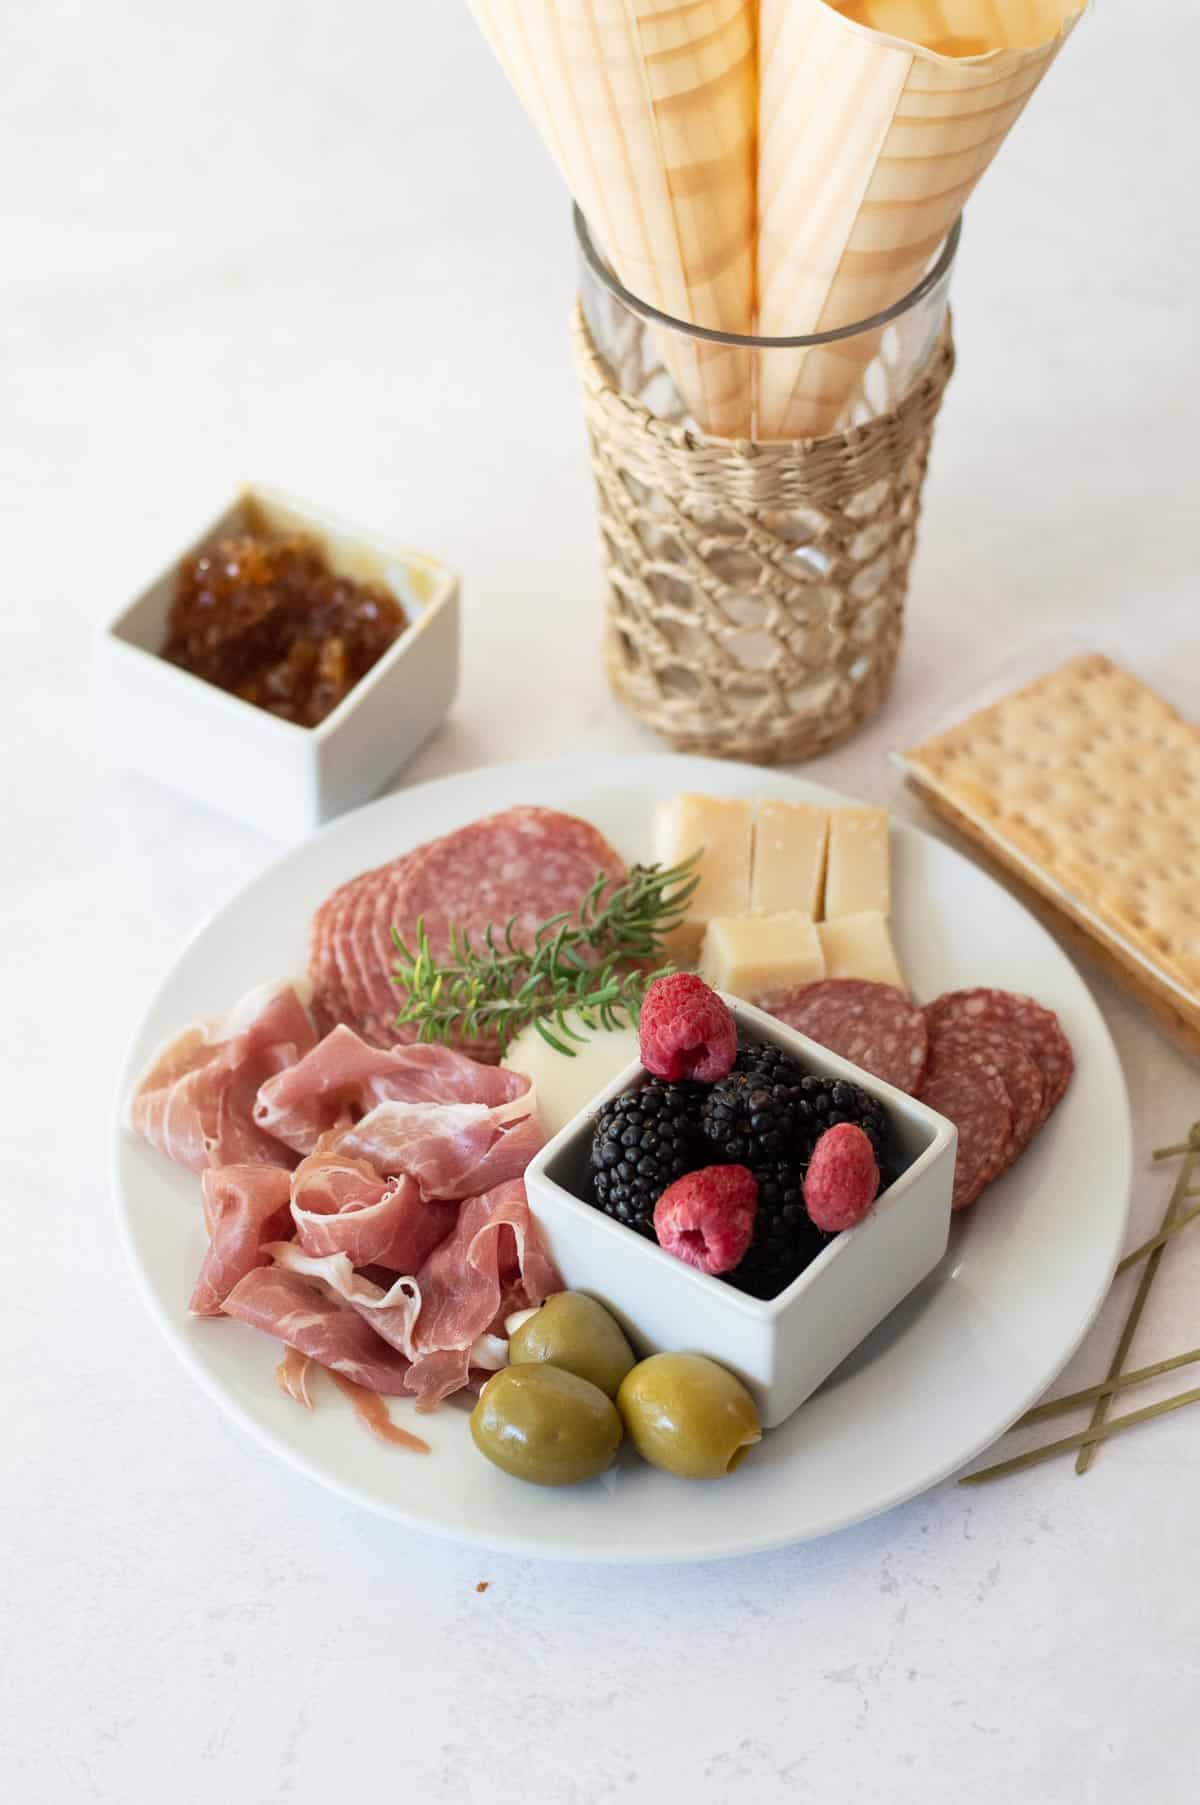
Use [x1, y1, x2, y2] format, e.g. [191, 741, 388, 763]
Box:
[758, 979, 930, 1094]
[309, 871, 368, 1038]
[928, 1022, 1044, 1169]
[926, 989, 1073, 1123]
[918, 1040, 1014, 1212]
[394, 807, 625, 961]
[310, 854, 424, 1049]
[353, 849, 427, 1043]
[309, 808, 626, 1060]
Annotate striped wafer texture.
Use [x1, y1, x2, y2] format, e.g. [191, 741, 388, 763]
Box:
[755, 0, 1084, 439]
[468, 0, 757, 436]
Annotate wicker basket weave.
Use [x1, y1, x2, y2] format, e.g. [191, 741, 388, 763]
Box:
[572, 304, 956, 764]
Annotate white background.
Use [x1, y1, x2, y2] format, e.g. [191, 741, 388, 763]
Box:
[5, 2, 1200, 1801]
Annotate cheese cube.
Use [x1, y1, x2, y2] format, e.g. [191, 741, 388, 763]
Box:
[699, 911, 826, 1001]
[817, 911, 906, 992]
[824, 807, 891, 918]
[751, 801, 829, 918]
[654, 794, 754, 964]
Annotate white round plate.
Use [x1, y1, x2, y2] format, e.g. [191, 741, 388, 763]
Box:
[113, 756, 1131, 1563]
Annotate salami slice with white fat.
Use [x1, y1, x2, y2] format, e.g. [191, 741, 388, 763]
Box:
[918, 1038, 1014, 1211]
[758, 979, 929, 1094]
[928, 1022, 1044, 1169]
[310, 853, 425, 1048]
[309, 807, 626, 1060]
[393, 807, 625, 967]
[926, 989, 1073, 1123]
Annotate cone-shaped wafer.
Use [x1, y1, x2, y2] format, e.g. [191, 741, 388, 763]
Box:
[756, 0, 1085, 439]
[468, 0, 757, 436]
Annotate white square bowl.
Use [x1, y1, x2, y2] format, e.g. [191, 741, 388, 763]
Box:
[524, 996, 956, 1429]
[95, 485, 460, 838]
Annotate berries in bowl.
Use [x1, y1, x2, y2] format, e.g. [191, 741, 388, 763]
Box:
[523, 978, 956, 1429]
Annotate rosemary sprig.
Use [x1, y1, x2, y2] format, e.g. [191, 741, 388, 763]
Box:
[390, 853, 701, 1054]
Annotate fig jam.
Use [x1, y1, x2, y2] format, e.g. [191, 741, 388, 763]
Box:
[164, 530, 407, 727]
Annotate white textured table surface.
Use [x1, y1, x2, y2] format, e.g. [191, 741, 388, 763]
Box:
[6, 3, 1200, 1801]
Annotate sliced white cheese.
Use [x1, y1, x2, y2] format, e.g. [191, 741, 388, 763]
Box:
[817, 910, 907, 992]
[751, 800, 829, 918]
[653, 793, 754, 964]
[824, 807, 891, 918]
[501, 1012, 641, 1139]
[699, 911, 826, 1001]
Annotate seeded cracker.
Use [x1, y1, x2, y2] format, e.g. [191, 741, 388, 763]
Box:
[898, 653, 1200, 1060]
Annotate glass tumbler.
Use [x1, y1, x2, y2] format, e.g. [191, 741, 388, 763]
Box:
[573, 207, 960, 763]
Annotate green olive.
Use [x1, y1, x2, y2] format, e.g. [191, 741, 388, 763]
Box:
[507, 1293, 636, 1399]
[470, 1363, 623, 1487]
[617, 1353, 761, 1480]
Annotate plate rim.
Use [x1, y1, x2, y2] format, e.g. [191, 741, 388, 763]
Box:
[111, 753, 1132, 1563]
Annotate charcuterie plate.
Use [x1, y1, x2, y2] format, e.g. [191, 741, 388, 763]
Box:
[112, 755, 1131, 1563]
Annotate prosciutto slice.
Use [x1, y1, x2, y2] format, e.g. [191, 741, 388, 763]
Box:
[221, 1266, 412, 1394]
[190, 1164, 294, 1316]
[405, 1180, 561, 1411]
[254, 1025, 532, 1156]
[263, 1241, 510, 1372]
[339, 1100, 545, 1200]
[128, 980, 317, 1173]
[290, 1136, 455, 1271]
[263, 1242, 423, 1359]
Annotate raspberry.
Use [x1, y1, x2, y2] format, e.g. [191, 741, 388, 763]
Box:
[639, 973, 737, 1084]
[653, 1165, 758, 1276]
[803, 1124, 880, 1233]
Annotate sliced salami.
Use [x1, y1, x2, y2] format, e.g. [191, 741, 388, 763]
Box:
[758, 979, 930, 1095]
[918, 1039, 1014, 1212]
[310, 857, 420, 1049]
[393, 807, 625, 961]
[309, 874, 366, 1038]
[309, 808, 626, 1060]
[352, 850, 427, 1044]
[927, 1022, 1044, 1169]
[926, 989, 1073, 1123]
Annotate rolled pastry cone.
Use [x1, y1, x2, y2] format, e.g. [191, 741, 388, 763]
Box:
[755, 0, 1085, 439]
[468, 0, 757, 437]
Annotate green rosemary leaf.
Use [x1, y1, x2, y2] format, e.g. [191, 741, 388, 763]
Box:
[390, 850, 699, 1046]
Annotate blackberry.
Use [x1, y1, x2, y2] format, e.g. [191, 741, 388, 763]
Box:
[733, 1041, 806, 1085]
[731, 1041, 887, 1160]
[589, 1081, 704, 1238]
[699, 1069, 807, 1165]
[795, 1073, 887, 1161]
[728, 1161, 833, 1300]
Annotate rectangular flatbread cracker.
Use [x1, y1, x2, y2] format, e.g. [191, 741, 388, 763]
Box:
[897, 652, 1200, 1059]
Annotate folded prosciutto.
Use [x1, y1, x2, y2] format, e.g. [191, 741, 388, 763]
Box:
[289, 1136, 455, 1271]
[404, 1180, 560, 1411]
[338, 1100, 545, 1201]
[128, 980, 317, 1173]
[263, 1242, 424, 1360]
[133, 982, 561, 1422]
[254, 1025, 533, 1156]
[222, 1266, 413, 1395]
[190, 1164, 294, 1316]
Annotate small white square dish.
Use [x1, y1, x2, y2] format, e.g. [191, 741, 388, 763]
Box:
[95, 484, 460, 838]
[524, 995, 956, 1429]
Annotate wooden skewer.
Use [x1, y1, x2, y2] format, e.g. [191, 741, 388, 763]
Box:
[1152, 1123, 1200, 1160]
[1076, 1140, 1200, 1475]
[1114, 1202, 1200, 1275]
[960, 1383, 1200, 1487]
[1015, 1346, 1200, 1426]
